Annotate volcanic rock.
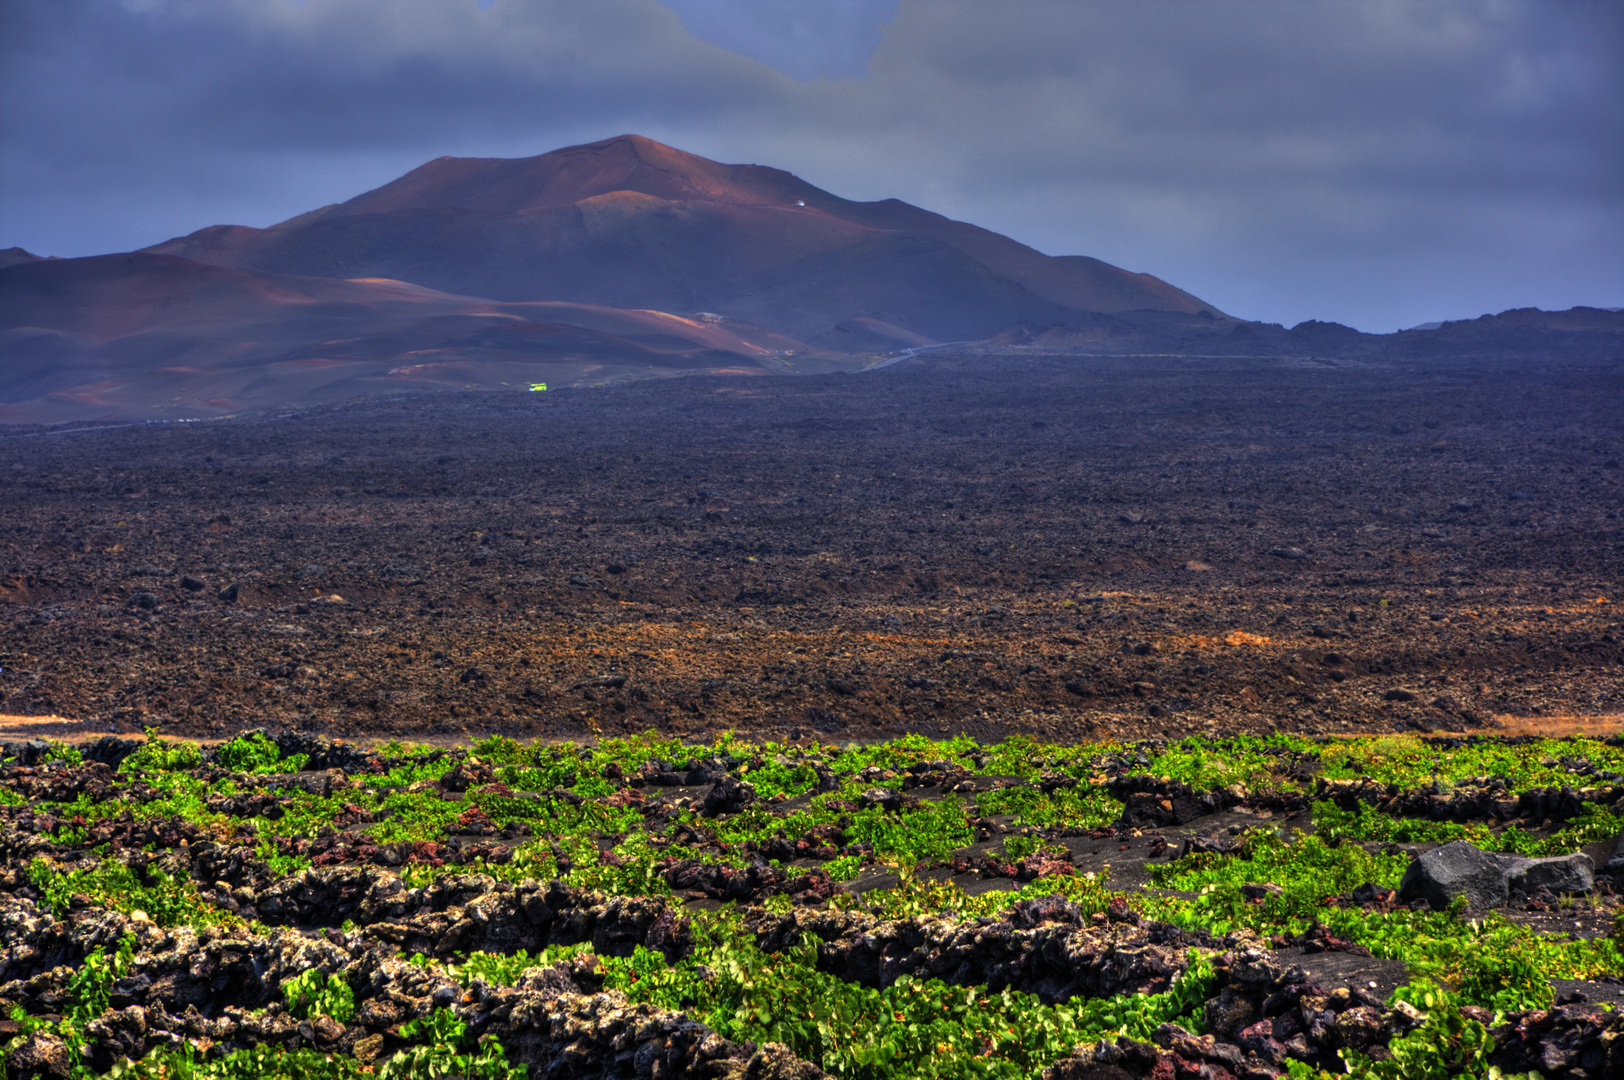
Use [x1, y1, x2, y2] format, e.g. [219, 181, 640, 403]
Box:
[1505, 852, 1595, 896]
[1397, 841, 1509, 910]
[702, 777, 757, 817]
[5, 1032, 70, 1079]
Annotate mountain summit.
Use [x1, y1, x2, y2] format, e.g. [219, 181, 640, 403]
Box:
[144, 135, 1220, 348]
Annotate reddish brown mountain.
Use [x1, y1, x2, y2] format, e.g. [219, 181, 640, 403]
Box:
[2, 136, 1233, 423]
[144, 134, 1221, 345]
[0, 252, 832, 424]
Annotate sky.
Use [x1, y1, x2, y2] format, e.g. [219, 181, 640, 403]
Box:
[1, 0, 1620, 332]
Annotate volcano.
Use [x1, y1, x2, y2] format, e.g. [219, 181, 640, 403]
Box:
[3, 135, 1230, 422]
[143, 134, 1221, 346]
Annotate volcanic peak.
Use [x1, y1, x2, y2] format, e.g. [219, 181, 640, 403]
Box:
[293, 134, 821, 221]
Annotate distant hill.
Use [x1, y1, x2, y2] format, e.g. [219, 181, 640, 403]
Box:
[975, 306, 1624, 362]
[0, 247, 53, 269]
[143, 134, 1222, 346]
[1437, 306, 1624, 332]
[0, 252, 837, 424]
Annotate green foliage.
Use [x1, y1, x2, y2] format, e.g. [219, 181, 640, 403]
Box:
[1146, 864, 1620, 1012]
[471, 734, 532, 765]
[498, 747, 581, 790]
[42, 769, 225, 831]
[29, 857, 235, 929]
[216, 732, 281, 773]
[569, 773, 616, 798]
[254, 839, 312, 878]
[282, 969, 356, 1023]
[844, 794, 973, 866]
[108, 1041, 360, 1080]
[66, 935, 136, 1026]
[376, 755, 457, 789]
[1317, 734, 1624, 795]
[2, 934, 143, 1079]
[11, 727, 1623, 1080]
[968, 733, 1055, 779]
[1314, 799, 1623, 858]
[1150, 828, 1410, 919]
[216, 732, 308, 774]
[414, 945, 591, 988]
[588, 730, 708, 775]
[376, 739, 435, 758]
[120, 728, 203, 773]
[548, 830, 672, 896]
[973, 784, 1122, 831]
[594, 926, 1218, 1080]
[369, 789, 463, 845]
[100, 1007, 525, 1080]
[841, 869, 1113, 923]
[1136, 816, 1623, 1013]
[1338, 980, 1541, 1080]
[42, 741, 84, 766]
[379, 1009, 528, 1080]
[824, 854, 863, 882]
[1135, 733, 1319, 791]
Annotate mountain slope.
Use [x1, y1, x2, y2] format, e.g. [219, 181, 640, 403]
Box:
[144, 134, 1222, 344]
[0, 253, 832, 424]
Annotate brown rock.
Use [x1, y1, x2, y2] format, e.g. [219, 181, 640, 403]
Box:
[6, 1032, 71, 1079]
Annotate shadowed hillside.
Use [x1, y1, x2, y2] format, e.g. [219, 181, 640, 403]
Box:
[0, 253, 840, 423]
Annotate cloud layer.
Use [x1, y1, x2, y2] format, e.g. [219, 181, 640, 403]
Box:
[2, 0, 1619, 330]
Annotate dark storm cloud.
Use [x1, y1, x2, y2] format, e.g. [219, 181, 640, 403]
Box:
[2, 0, 1619, 330]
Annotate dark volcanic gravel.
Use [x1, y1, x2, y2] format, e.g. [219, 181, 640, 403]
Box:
[1, 350, 1620, 744]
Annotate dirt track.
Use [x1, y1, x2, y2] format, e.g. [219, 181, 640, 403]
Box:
[1, 349, 1620, 743]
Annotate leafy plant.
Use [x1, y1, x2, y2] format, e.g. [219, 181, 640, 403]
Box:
[471, 735, 532, 765]
[282, 968, 356, 1023]
[216, 732, 309, 774]
[107, 1041, 360, 1080]
[120, 728, 203, 772]
[30, 857, 235, 929]
[600, 928, 1219, 1079]
[43, 741, 84, 766]
[379, 1009, 527, 1080]
[66, 935, 136, 1026]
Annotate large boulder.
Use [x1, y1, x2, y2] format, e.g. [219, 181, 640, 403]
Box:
[1397, 841, 1509, 910]
[1506, 853, 1595, 896]
[1398, 842, 1600, 911]
[5, 1033, 71, 1079]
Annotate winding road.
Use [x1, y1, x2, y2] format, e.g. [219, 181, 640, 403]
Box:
[863, 340, 974, 371]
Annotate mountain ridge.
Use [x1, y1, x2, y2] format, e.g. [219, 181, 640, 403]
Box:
[142, 134, 1221, 343]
